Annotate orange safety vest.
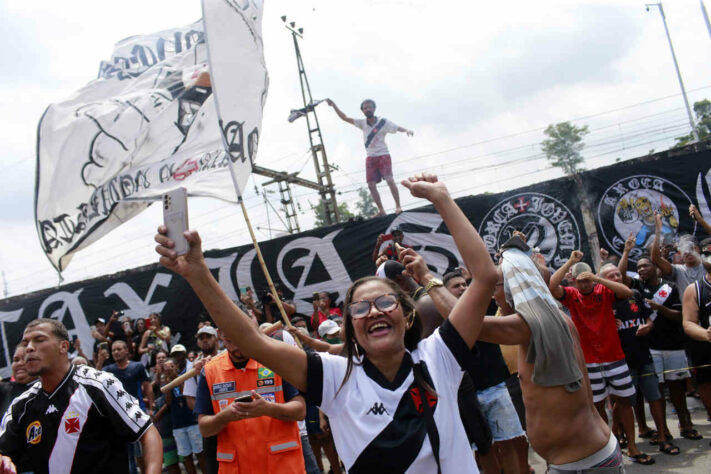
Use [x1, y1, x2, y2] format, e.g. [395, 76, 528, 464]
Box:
[204, 352, 305, 474]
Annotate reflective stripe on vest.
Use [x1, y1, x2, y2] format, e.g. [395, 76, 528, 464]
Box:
[211, 385, 283, 401]
[216, 452, 234, 461]
[270, 441, 299, 453]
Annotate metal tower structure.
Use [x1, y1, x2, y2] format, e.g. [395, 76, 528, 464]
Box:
[282, 16, 340, 225]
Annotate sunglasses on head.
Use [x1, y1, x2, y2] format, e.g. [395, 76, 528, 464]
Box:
[347, 293, 399, 319]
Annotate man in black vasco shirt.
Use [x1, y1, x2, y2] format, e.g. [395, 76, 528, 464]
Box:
[0, 319, 162, 474]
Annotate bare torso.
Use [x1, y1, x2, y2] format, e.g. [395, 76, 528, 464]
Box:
[517, 318, 609, 465]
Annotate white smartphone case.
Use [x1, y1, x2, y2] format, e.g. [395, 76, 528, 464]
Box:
[163, 187, 189, 255]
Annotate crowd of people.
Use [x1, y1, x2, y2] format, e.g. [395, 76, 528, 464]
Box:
[1, 173, 711, 473]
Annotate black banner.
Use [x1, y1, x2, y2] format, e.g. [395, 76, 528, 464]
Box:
[1, 147, 709, 377]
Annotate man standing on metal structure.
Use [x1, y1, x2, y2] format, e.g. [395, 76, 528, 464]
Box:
[327, 98, 413, 216]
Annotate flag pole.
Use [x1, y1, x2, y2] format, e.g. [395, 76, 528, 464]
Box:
[237, 194, 302, 348]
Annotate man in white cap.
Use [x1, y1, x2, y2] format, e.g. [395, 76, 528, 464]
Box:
[317, 320, 342, 345]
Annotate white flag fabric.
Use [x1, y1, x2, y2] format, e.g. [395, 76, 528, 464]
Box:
[202, 0, 268, 198]
[36, 5, 267, 272]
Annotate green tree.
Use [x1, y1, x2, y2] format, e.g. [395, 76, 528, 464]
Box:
[355, 187, 378, 218]
[675, 99, 711, 146]
[312, 199, 353, 228]
[541, 121, 601, 269]
[541, 121, 590, 175]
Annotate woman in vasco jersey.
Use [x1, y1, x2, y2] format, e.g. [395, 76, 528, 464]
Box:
[154, 174, 496, 473]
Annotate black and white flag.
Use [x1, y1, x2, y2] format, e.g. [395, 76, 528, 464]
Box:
[36, 2, 267, 272]
[287, 99, 326, 123]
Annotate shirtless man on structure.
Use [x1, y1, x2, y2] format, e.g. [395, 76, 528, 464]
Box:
[475, 250, 616, 472]
[327, 98, 413, 216]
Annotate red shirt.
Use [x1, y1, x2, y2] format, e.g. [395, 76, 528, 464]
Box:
[560, 285, 625, 364]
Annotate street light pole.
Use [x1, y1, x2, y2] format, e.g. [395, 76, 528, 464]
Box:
[701, 0, 711, 40]
[647, 2, 699, 142]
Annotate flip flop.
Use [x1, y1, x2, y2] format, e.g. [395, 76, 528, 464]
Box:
[658, 440, 680, 455]
[639, 429, 658, 440]
[628, 453, 655, 465]
[680, 429, 703, 440]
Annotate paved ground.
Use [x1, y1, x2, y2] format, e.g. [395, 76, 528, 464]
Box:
[528, 395, 711, 473]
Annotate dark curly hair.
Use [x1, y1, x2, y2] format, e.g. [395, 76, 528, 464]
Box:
[338, 276, 434, 395]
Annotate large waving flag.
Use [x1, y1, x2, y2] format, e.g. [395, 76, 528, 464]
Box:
[35, 1, 267, 272]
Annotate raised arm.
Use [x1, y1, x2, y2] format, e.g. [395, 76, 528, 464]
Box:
[396, 125, 414, 136]
[651, 211, 673, 276]
[286, 327, 344, 355]
[618, 233, 635, 287]
[682, 284, 711, 342]
[399, 247, 459, 328]
[326, 99, 354, 125]
[576, 271, 633, 299]
[155, 228, 308, 392]
[549, 250, 583, 299]
[690, 204, 711, 236]
[401, 174, 497, 348]
[477, 314, 532, 346]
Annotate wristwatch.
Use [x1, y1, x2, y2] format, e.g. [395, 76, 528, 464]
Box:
[424, 278, 444, 293]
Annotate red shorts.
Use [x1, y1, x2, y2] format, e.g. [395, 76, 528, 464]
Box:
[365, 154, 392, 183]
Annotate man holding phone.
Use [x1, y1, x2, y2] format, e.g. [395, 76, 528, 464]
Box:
[193, 327, 306, 473]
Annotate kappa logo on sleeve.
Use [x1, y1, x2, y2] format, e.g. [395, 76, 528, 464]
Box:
[212, 381, 235, 395]
[26, 421, 42, 444]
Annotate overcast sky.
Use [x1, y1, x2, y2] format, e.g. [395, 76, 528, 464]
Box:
[2, 0, 711, 298]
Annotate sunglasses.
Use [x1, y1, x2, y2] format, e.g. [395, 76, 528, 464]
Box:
[347, 293, 400, 319]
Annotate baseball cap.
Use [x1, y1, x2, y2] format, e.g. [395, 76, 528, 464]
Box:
[197, 326, 217, 337]
[170, 344, 187, 354]
[391, 226, 403, 235]
[571, 262, 593, 279]
[318, 320, 340, 338]
[96, 318, 106, 325]
[375, 260, 405, 280]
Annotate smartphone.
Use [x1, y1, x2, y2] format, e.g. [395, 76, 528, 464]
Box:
[239, 287, 248, 295]
[163, 187, 189, 255]
[236, 395, 252, 403]
[312, 292, 320, 301]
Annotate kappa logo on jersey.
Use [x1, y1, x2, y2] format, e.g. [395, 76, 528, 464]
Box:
[598, 175, 695, 262]
[64, 411, 81, 434]
[258, 368, 274, 379]
[257, 378, 274, 387]
[480, 193, 581, 268]
[45, 404, 58, 415]
[409, 388, 437, 414]
[26, 421, 42, 444]
[366, 402, 389, 416]
[212, 381, 235, 395]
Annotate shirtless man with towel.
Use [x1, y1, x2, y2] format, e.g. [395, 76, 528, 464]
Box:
[477, 237, 619, 473]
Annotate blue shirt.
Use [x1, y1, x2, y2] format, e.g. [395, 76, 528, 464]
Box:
[103, 361, 150, 409]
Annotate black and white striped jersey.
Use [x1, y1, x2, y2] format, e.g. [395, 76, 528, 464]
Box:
[0, 364, 151, 474]
[306, 320, 480, 473]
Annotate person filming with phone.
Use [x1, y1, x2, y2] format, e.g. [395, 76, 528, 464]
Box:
[193, 326, 306, 473]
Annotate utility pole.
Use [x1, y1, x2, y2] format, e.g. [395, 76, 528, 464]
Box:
[282, 16, 340, 225]
[646, 3, 699, 142]
[702, 1, 711, 41]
